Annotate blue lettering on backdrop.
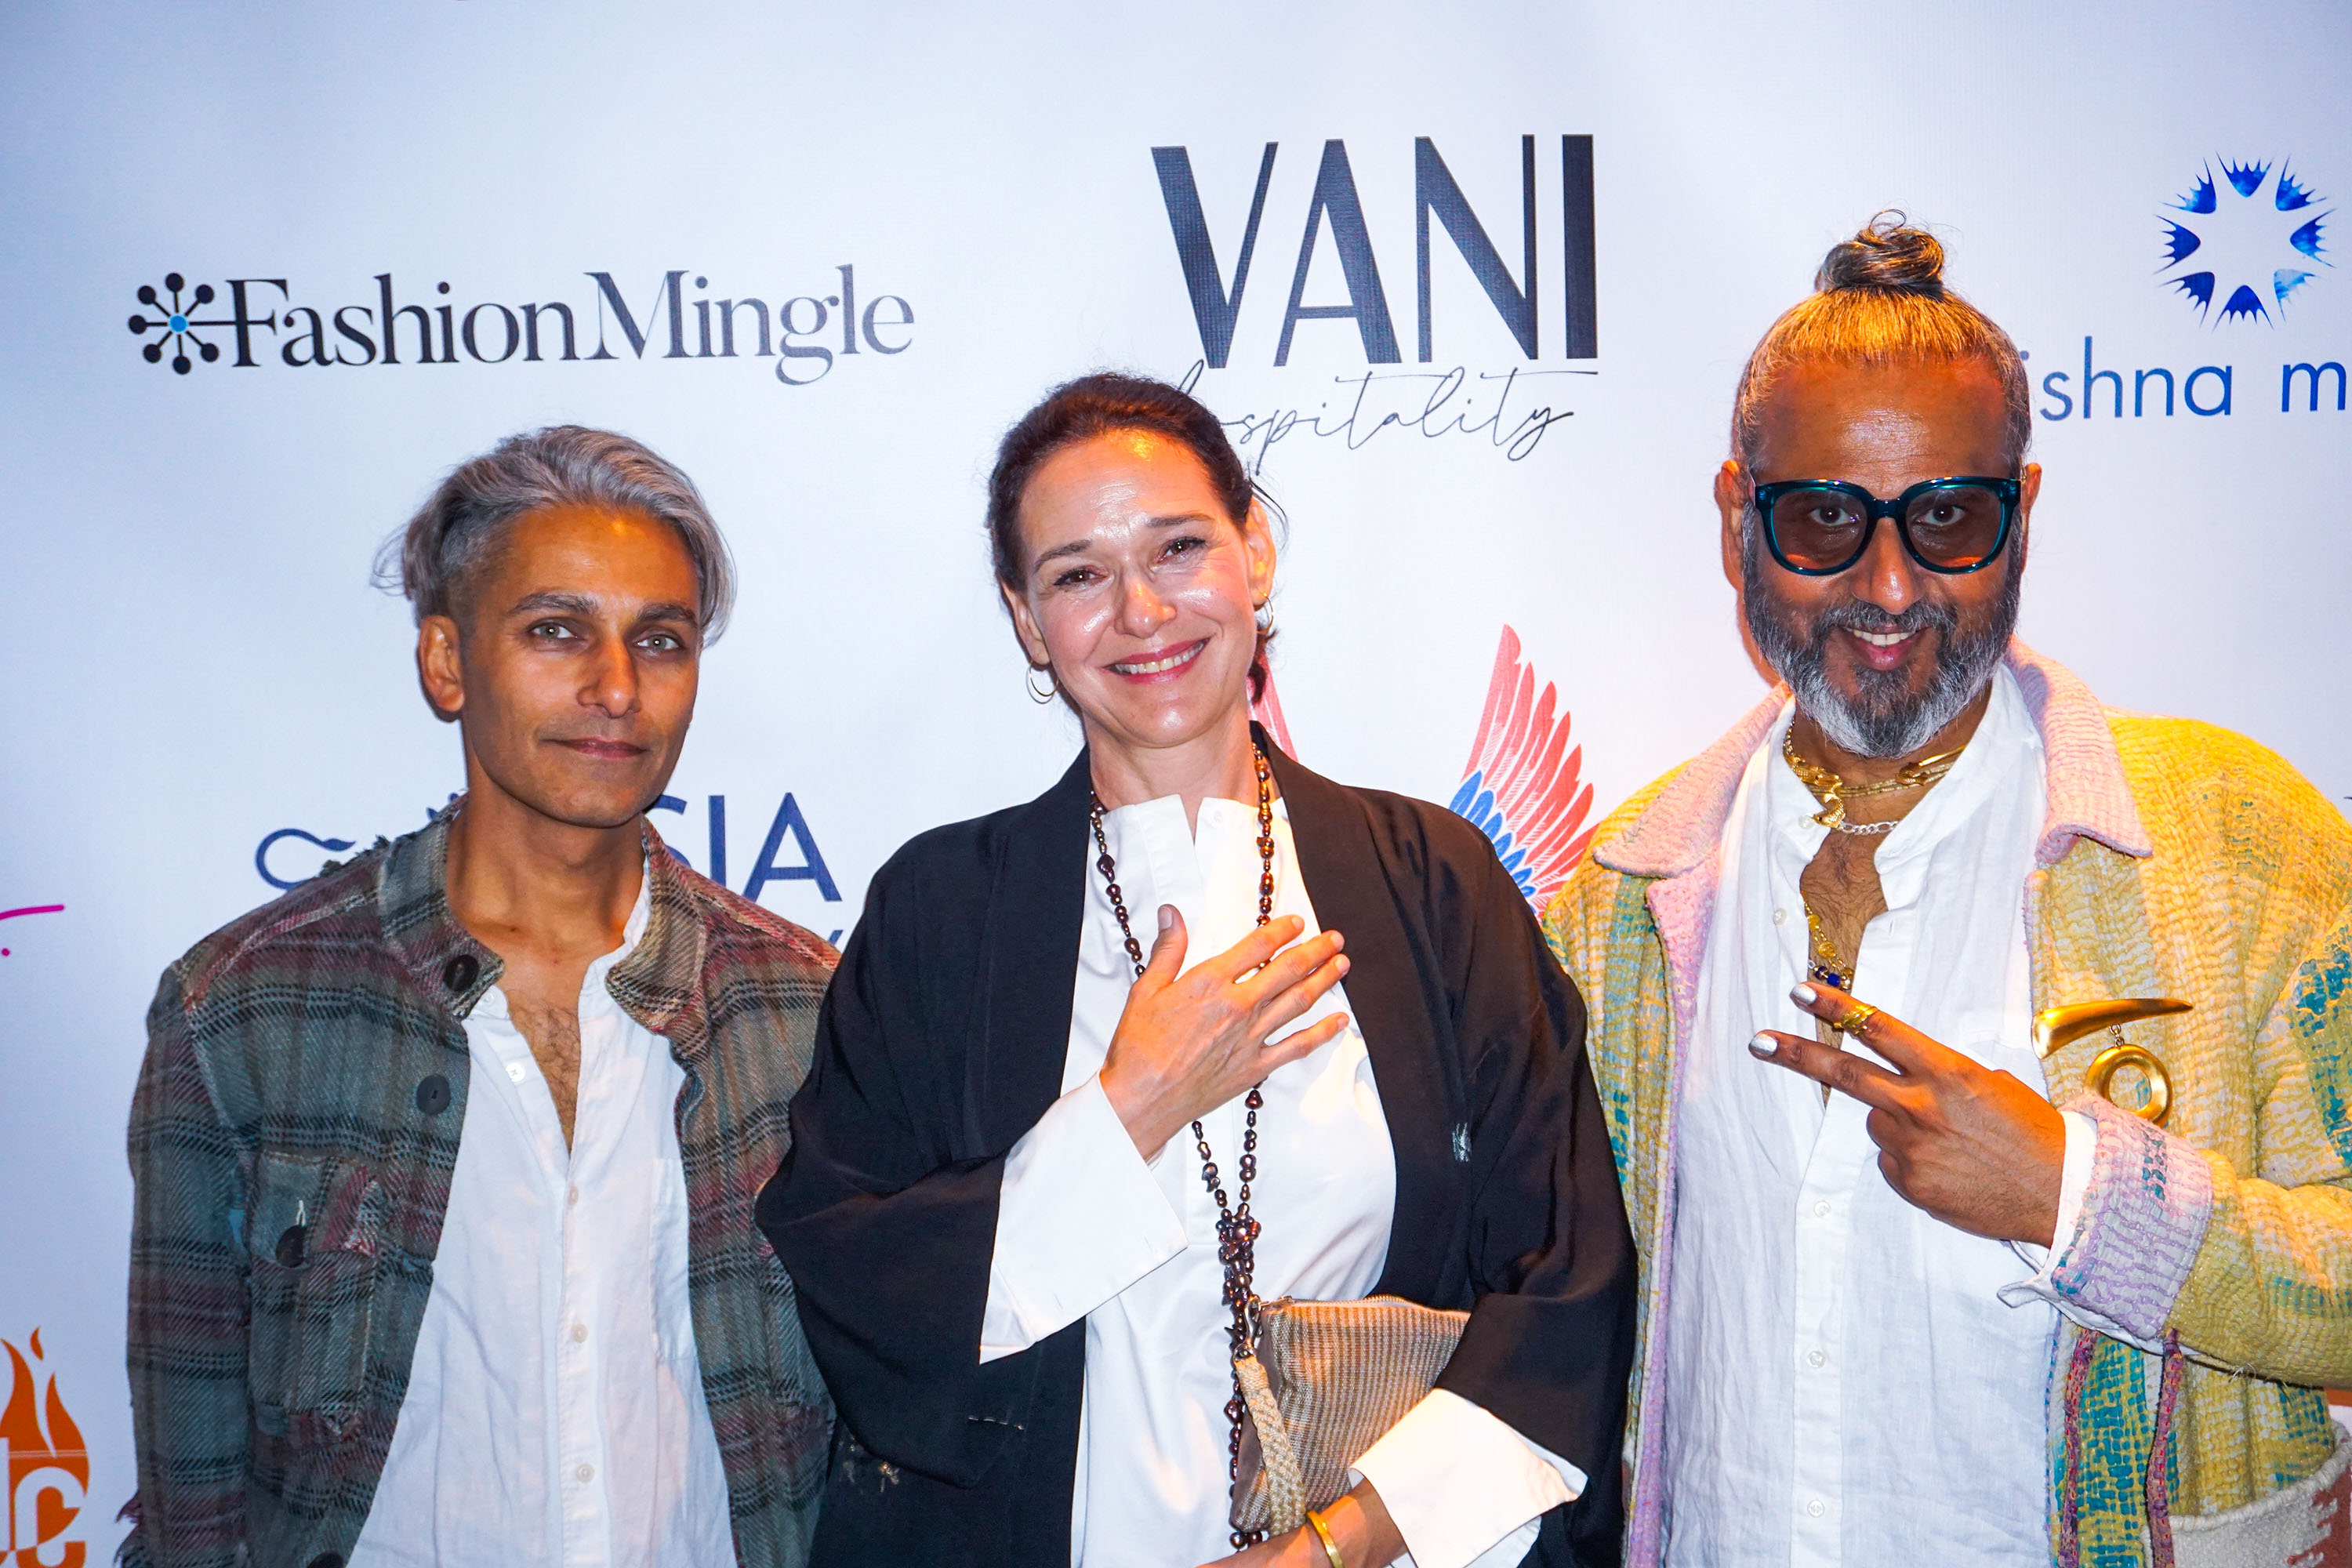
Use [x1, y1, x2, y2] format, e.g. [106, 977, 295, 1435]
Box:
[742, 794, 840, 902]
[256, 792, 844, 939]
[2185, 364, 2234, 416]
[2032, 338, 2241, 420]
[254, 828, 355, 888]
[2283, 361, 2348, 411]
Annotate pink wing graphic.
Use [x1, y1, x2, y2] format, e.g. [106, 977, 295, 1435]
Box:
[1449, 626, 1595, 911]
[1251, 669, 1299, 760]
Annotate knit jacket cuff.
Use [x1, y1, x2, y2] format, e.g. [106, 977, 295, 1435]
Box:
[2010, 1093, 2215, 1348]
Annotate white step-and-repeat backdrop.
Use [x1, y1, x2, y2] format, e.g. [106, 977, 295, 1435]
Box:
[5, 2, 2347, 1558]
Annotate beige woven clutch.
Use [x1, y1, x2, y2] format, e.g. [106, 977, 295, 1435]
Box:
[1230, 1294, 1469, 1537]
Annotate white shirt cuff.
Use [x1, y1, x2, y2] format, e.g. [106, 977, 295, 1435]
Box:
[978, 1074, 1186, 1363]
[2005, 1108, 2095, 1272]
[1348, 1388, 1584, 1568]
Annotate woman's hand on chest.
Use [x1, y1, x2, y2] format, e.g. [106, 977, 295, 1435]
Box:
[1099, 906, 1352, 1160]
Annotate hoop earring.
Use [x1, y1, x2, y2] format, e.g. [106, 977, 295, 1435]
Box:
[1254, 601, 1276, 637]
[1026, 666, 1058, 704]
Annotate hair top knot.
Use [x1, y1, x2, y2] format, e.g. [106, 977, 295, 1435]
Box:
[1815, 212, 1947, 297]
[1728, 209, 2030, 470]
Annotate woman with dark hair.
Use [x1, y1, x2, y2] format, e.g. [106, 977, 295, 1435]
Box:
[758, 373, 1633, 1568]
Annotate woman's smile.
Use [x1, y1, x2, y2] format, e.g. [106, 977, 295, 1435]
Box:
[1107, 638, 1207, 681]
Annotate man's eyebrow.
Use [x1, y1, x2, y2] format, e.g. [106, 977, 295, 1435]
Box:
[507, 590, 601, 619]
[1031, 514, 1220, 569]
[506, 591, 700, 626]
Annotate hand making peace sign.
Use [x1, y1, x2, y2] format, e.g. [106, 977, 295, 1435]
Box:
[1749, 979, 2069, 1247]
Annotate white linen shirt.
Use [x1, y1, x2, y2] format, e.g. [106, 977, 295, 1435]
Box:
[1661, 666, 2094, 1568]
[349, 873, 735, 1568]
[979, 793, 1584, 1568]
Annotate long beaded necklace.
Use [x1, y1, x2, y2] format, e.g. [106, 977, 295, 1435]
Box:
[1087, 742, 1276, 1549]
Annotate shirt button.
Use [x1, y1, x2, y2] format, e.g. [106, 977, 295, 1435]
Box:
[572, 1323, 588, 1344]
[1807, 1498, 1825, 1518]
[1813, 1200, 1831, 1218]
[1773, 908, 1788, 925]
[442, 953, 480, 993]
[506, 1061, 527, 1083]
[1807, 1348, 1827, 1368]
[568, 1186, 579, 1206]
[575, 1463, 594, 1483]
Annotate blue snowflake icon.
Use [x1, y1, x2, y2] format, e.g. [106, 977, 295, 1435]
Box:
[127, 274, 225, 372]
[2158, 159, 2330, 325]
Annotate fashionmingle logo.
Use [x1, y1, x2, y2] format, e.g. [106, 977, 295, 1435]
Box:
[125, 265, 914, 386]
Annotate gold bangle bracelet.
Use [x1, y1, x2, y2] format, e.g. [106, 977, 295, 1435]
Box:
[1304, 1507, 1348, 1568]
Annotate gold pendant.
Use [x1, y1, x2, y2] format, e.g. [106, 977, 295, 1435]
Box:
[2086, 1040, 2173, 1125]
[2031, 997, 2190, 1126]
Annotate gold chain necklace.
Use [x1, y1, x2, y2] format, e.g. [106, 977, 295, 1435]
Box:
[1786, 725, 1965, 1091]
[1781, 728, 1962, 834]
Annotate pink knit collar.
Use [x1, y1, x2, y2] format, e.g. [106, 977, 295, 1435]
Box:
[1594, 641, 2151, 880]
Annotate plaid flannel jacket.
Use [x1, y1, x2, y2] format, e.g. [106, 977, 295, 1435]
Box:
[123, 808, 836, 1568]
[1544, 644, 2352, 1566]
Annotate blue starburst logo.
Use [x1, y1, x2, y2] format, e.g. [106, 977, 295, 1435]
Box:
[2158, 158, 2329, 325]
[125, 274, 227, 373]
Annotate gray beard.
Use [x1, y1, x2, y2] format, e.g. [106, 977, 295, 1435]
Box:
[1742, 524, 2022, 758]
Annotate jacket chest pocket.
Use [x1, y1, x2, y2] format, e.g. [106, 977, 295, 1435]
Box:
[245, 1152, 383, 1443]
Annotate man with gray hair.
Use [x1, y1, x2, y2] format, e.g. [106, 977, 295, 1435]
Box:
[123, 427, 835, 1568]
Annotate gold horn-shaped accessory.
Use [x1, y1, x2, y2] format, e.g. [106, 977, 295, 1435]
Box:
[2031, 997, 2192, 1059]
[2031, 997, 2191, 1127]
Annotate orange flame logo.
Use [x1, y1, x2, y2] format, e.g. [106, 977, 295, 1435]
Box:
[1, 1330, 88, 1568]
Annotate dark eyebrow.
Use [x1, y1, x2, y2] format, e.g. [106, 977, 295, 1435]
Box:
[509, 590, 601, 619]
[508, 591, 700, 628]
[1031, 513, 1222, 570]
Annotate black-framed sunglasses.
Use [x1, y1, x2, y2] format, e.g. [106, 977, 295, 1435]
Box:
[1751, 476, 2021, 576]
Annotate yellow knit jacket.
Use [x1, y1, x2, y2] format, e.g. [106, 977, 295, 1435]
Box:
[1543, 646, 2352, 1566]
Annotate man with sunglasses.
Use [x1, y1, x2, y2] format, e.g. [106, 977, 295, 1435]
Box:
[1545, 216, 2352, 1566]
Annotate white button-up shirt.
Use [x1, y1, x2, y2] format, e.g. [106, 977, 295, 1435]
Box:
[350, 874, 735, 1568]
[978, 794, 1584, 1568]
[1662, 666, 2092, 1567]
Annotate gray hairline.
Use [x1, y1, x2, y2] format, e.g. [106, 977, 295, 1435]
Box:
[372, 426, 736, 643]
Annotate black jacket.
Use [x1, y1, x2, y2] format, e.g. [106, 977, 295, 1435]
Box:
[757, 738, 1635, 1566]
